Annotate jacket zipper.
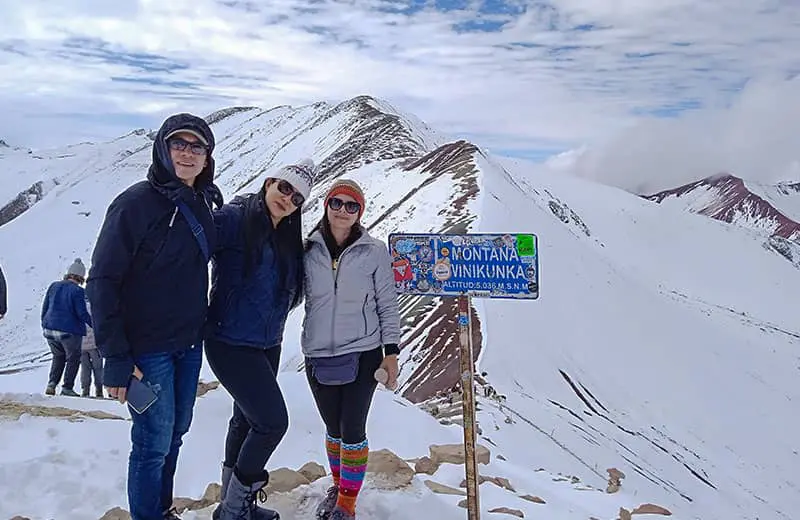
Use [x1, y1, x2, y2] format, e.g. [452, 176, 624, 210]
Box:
[326, 239, 359, 355]
[330, 250, 339, 355]
[146, 208, 178, 273]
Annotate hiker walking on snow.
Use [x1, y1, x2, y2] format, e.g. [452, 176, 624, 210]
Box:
[80, 324, 104, 398]
[41, 258, 93, 397]
[87, 113, 222, 520]
[301, 179, 401, 520]
[205, 159, 314, 520]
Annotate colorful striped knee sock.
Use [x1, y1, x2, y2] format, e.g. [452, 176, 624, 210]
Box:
[326, 434, 342, 487]
[337, 439, 369, 515]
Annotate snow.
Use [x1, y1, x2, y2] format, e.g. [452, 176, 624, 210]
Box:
[1, 96, 798, 519]
[0, 365, 638, 520]
[479, 162, 800, 519]
[744, 179, 800, 223]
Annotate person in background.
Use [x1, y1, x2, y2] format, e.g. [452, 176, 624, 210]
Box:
[80, 324, 104, 398]
[87, 113, 221, 520]
[0, 261, 6, 320]
[41, 258, 93, 397]
[205, 159, 313, 520]
[301, 179, 401, 520]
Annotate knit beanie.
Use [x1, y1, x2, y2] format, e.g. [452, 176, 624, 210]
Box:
[326, 179, 366, 219]
[67, 258, 86, 278]
[271, 158, 316, 200]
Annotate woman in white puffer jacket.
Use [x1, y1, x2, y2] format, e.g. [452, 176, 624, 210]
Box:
[301, 179, 401, 520]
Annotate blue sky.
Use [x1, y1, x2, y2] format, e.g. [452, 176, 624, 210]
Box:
[0, 0, 799, 183]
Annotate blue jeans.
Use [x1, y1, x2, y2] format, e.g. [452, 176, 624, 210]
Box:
[127, 345, 202, 520]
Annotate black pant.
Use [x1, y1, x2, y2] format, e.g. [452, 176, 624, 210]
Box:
[305, 347, 383, 444]
[46, 334, 82, 390]
[205, 339, 289, 482]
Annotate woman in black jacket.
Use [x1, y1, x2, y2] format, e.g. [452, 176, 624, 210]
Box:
[206, 159, 315, 520]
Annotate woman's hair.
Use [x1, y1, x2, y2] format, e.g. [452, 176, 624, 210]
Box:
[63, 273, 85, 284]
[243, 180, 304, 309]
[306, 211, 362, 252]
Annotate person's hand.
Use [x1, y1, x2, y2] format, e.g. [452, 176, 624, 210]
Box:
[379, 354, 399, 391]
[106, 366, 143, 404]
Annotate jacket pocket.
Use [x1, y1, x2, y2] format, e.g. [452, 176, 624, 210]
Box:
[216, 289, 235, 325]
[362, 293, 379, 337]
[141, 229, 171, 275]
[362, 293, 368, 336]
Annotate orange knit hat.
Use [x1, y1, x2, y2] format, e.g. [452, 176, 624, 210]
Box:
[325, 179, 366, 219]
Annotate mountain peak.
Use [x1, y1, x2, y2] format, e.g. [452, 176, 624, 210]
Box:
[705, 172, 742, 185]
[2, 96, 800, 520]
[644, 173, 800, 241]
[205, 106, 261, 126]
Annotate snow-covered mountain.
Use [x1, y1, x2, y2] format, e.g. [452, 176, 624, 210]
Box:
[1, 96, 799, 520]
[643, 173, 800, 242]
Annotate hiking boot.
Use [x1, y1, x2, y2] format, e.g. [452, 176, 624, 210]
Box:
[95, 388, 104, 399]
[329, 507, 355, 520]
[81, 388, 90, 397]
[315, 485, 339, 519]
[212, 465, 234, 520]
[44, 386, 56, 396]
[217, 471, 279, 520]
[61, 387, 80, 397]
[164, 507, 182, 519]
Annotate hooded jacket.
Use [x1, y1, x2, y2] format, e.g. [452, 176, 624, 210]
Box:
[205, 192, 303, 349]
[86, 114, 222, 387]
[301, 225, 401, 358]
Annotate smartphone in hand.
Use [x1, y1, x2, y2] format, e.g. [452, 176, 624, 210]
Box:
[127, 377, 158, 414]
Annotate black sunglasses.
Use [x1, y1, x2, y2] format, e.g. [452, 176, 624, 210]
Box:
[276, 180, 305, 207]
[327, 197, 361, 215]
[168, 138, 208, 156]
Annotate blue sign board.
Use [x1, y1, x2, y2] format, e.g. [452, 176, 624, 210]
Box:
[388, 233, 539, 299]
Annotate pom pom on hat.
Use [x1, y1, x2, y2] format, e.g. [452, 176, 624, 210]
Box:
[67, 258, 86, 278]
[272, 158, 316, 200]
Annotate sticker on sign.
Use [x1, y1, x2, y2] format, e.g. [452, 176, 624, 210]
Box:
[388, 233, 539, 299]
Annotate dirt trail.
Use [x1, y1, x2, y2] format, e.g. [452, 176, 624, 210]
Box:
[0, 399, 126, 422]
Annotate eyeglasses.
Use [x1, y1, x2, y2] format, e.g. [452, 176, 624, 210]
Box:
[327, 197, 361, 215]
[276, 180, 305, 207]
[168, 138, 208, 156]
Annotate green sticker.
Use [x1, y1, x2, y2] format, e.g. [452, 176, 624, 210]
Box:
[516, 234, 536, 257]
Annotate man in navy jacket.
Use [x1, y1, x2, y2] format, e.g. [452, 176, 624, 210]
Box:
[41, 258, 92, 396]
[87, 113, 222, 520]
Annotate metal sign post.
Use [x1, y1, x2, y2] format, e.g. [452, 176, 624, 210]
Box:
[388, 232, 539, 520]
[458, 294, 480, 520]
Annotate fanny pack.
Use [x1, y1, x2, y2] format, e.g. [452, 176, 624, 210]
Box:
[308, 352, 361, 385]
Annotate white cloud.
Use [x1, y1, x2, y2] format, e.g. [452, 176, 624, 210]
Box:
[561, 76, 800, 194]
[0, 0, 798, 178]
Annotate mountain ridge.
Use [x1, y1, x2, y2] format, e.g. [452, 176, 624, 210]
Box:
[643, 172, 800, 242]
[0, 95, 798, 519]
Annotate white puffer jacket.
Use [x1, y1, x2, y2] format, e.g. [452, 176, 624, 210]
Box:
[301, 227, 401, 358]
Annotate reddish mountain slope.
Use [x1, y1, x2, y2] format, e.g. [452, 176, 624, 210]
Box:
[644, 174, 800, 241]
